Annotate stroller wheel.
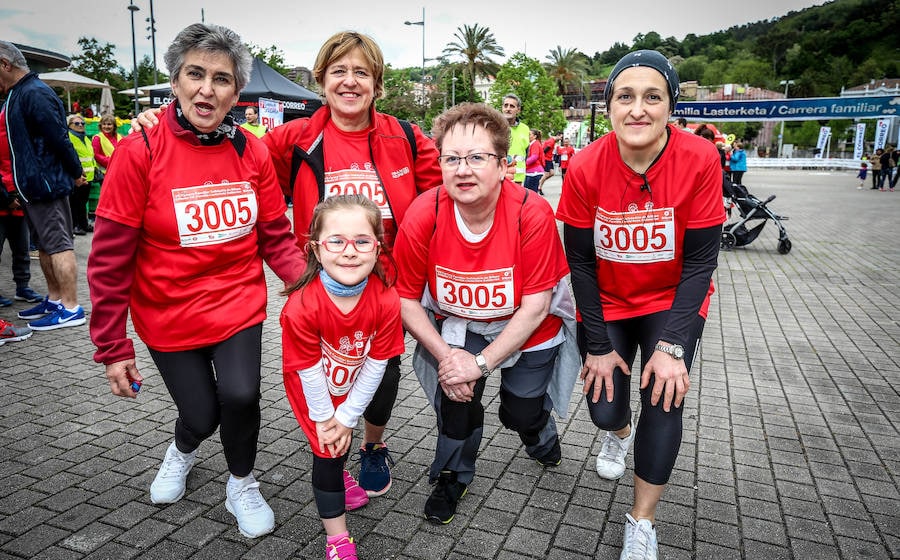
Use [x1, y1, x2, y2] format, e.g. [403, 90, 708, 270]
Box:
[777, 239, 792, 254]
[721, 231, 736, 251]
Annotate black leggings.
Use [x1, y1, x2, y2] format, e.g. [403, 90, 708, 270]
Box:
[312, 454, 348, 519]
[578, 310, 705, 485]
[148, 323, 263, 477]
[362, 354, 401, 427]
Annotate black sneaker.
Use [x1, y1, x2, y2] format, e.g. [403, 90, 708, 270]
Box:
[424, 470, 467, 524]
[535, 437, 562, 467]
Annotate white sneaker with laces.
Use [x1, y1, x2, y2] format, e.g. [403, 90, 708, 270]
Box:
[150, 441, 197, 504]
[225, 473, 275, 538]
[620, 513, 658, 560]
[596, 418, 636, 479]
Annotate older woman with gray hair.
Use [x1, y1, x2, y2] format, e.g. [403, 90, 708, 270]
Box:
[87, 23, 304, 539]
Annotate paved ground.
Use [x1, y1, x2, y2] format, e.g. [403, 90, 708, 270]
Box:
[0, 169, 897, 560]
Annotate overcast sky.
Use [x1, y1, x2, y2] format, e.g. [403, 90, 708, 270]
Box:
[3, 0, 826, 78]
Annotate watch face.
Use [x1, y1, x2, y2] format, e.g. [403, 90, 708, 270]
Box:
[673, 345, 685, 359]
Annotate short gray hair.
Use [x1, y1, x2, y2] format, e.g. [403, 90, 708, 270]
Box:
[163, 23, 252, 92]
[0, 41, 29, 71]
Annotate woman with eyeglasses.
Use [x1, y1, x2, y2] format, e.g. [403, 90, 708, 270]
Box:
[393, 102, 579, 526]
[90, 114, 121, 222]
[556, 50, 726, 560]
[65, 114, 94, 235]
[87, 23, 304, 540]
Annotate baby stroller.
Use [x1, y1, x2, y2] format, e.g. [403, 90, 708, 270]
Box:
[721, 176, 791, 254]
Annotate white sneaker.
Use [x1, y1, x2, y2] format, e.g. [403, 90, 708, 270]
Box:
[596, 418, 635, 480]
[150, 441, 197, 504]
[620, 513, 658, 560]
[225, 474, 275, 538]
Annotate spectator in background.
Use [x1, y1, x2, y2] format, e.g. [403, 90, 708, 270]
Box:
[869, 148, 882, 190]
[502, 93, 529, 185]
[878, 146, 894, 191]
[90, 114, 121, 223]
[0, 41, 86, 332]
[729, 140, 747, 185]
[66, 114, 95, 235]
[240, 105, 267, 138]
[525, 128, 544, 194]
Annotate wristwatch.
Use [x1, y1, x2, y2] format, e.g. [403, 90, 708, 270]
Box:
[655, 343, 685, 360]
[474, 353, 492, 378]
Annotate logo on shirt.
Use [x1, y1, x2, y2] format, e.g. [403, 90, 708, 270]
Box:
[391, 166, 411, 179]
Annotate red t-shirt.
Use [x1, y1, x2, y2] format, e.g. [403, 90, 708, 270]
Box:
[394, 181, 569, 348]
[543, 137, 556, 163]
[556, 126, 725, 321]
[95, 115, 287, 350]
[281, 277, 404, 455]
[0, 106, 22, 216]
[557, 145, 575, 170]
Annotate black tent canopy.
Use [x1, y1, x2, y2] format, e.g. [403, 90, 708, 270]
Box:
[148, 57, 322, 120]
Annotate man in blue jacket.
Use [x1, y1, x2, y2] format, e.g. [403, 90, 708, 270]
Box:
[0, 41, 86, 330]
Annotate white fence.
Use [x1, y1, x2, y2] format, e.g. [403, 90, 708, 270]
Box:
[747, 158, 860, 170]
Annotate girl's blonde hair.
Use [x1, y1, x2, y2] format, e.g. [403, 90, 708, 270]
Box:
[284, 194, 394, 294]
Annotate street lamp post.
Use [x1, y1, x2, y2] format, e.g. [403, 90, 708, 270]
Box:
[778, 79, 795, 158]
[128, 0, 141, 116]
[145, 0, 158, 84]
[404, 7, 426, 122]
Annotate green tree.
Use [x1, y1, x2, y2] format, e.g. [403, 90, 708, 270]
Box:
[489, 53, 566, 138]
[676, 55, 709, 83]
[375, 66, 420, 124]
[70, 37, 122, 82]
[442, 24, 504, 93]
[545, 46, 588, 98]
[246, 43, 289, 75]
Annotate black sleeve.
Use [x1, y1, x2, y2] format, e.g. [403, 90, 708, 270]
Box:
[563, 224, 613, 355]
[659, 224, 723, 347]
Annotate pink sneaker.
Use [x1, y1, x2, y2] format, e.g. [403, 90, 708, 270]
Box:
[343, 470, 369, 511]
[326, 535, 358, 560]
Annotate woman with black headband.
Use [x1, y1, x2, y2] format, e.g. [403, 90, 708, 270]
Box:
[557, 50, 725, 559]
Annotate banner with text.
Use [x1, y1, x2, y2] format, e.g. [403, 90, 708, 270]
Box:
[874, 119, 890, 150]
[853, 123, 866, 160]
[815, 127, 831, 159]
[673, 95, 899, 122]
[259, 97, 284, 130]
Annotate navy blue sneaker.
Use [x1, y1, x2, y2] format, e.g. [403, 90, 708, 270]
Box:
[28, 303, 85, 331]
[0, 294, 12, 307]
[18, 297, 56, 320]
[14, 287, 44, 303]
[356, 443, 395, 497]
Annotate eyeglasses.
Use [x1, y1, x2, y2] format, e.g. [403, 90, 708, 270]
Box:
[72, 122, 85, 126]
[438, 153, 500, 170]
[317, 235, 378, 253]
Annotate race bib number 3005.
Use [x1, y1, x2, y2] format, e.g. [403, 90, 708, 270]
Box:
[435, 265, 515, 319]
[594, 207, 675, 263]
[172, 182, 258, 247]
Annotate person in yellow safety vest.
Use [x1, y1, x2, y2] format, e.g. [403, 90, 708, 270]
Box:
[91, 114, 121, 222]
[502, 93, 530, 185]
[66, 114, 95, 235]
[239, 106, 268, 138]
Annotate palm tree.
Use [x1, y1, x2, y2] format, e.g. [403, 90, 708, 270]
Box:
[442, 24, 505, 96]
[545, 46, 588, 98]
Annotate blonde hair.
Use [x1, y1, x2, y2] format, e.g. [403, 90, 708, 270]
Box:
[313, 31, 385, 100]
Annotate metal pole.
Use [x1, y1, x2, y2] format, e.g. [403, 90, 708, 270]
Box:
[149, 0, 157, 84]
[128, 0, 140, 116]
[778, 79, 794, 158]
[420, 7, 425, 122]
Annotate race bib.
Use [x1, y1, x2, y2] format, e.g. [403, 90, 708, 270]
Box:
[321, 332, 371, 396]
[324, 168, 392, 219]
[560, 154, 568, 161]
[435, 265, 515, 319]
[593, 207, 675, 263]
[172, 181, 257, 247]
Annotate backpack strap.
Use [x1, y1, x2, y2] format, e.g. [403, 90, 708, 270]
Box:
[398, 119, 417, 162]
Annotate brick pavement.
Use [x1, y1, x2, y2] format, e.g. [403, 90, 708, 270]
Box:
[0, 169, 897, 559]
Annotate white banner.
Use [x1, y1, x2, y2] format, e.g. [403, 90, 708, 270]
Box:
[814, 126, 831, 159]
[873, 119, 889, 150]
[259, 97, 284, 130]
[853, 123, 866, 160]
